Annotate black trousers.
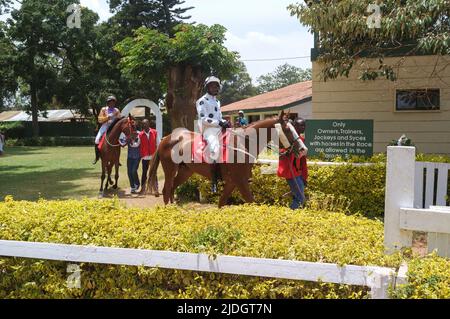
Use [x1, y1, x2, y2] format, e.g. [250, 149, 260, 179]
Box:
[141, 159, 150, 186]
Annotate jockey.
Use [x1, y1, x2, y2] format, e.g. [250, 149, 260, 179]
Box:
[93, 95, 121, 164]
[196, 76, 230, 193]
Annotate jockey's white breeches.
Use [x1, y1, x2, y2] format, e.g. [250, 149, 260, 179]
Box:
[95, 123, 110, 144]
[203, 127, 221, 161]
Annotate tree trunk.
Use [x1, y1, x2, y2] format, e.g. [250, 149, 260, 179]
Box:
[166, 64, 204, 131]
[30, 80, 39, 138]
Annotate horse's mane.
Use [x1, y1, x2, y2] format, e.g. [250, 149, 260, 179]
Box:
[106, 117, 124, 134]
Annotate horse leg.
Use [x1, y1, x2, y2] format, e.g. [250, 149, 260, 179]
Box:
[218, 182, 236, 208]
[161, 157, 178, 205]
[235, 179, 255, 204]
[112, 162, 119, 190]
[172, 165, 194, 203]
[105, 164, 112, 192]
[99, 162, 106, 198]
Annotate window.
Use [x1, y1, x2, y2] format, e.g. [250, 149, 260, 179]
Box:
[248, 115, 261, 123]
[396, 89, 440, 111]
[264, 114, 278, 119]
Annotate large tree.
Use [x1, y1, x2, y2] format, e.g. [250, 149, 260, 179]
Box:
[7, 0, 108, 136]
[108, 0, 193, 37]
[220, 61, 257, 105]
[0, 22, 17, 110]
[256, 63, 312, 93]
[288, 0, 450, 81]
[116, 24, 240, 130]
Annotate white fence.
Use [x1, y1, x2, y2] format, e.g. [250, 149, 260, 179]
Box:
[0, 240, 406, 299]
[384, 146, 450, 257]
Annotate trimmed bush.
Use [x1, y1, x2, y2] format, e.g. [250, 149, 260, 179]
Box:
[0, 198, 448, 299]
[5, 136, 94, 147]
[0, 197, 404, 299]
[176, 153, 450, 219]
[390, 254, 450, 299]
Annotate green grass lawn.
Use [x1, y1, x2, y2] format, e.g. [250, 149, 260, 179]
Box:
[0, 147, 163, 201]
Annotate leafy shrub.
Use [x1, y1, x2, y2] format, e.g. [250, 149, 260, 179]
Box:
[5, 136, 94, 147]
[0, 198, 407, 299]
[390, 254, 450, 299]
[177, 153, 450, 219]
[0, 121, 26, 139]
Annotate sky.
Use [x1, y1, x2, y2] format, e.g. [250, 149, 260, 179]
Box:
[79, 0, 314, 82]
[2, 0, 314, 82]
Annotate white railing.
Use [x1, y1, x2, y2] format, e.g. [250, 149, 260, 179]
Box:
[384, 147, 450, 257]
[0, 239, 407, 299]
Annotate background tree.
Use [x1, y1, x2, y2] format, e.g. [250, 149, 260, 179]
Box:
[116, 23, 240, 130]
[288, 0, 450, 81]
[0, 0, 11, 14]
[108, 0, 193, 37]
[0, 21, 17, 111]
[220, 61, 257, 105]
[256, 63, 312, 93]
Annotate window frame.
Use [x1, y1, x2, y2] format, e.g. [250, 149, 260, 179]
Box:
[394, 89, 441, 112]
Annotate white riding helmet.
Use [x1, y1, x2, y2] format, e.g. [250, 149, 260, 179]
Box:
[204, 76, 222, 89]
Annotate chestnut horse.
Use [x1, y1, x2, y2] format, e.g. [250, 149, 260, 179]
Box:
[147, 111, 305, 207]
[98, 115, 136, 197]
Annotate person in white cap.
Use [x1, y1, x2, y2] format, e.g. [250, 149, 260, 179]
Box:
[93, 95, 121, 164]
[196, 76, 230, 193]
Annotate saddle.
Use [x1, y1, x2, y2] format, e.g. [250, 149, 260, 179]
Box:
[192, 130, 231, 164]
[98, 133, 106, 151]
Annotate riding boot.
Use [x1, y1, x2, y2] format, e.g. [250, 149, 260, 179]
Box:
[211, 161, 218, 194]
[92, 144, 100, 165]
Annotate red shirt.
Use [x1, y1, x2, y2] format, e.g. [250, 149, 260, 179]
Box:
[277, 137, 308, 181]
[139, 129, 158, 158]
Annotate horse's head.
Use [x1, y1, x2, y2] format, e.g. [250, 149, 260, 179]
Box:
[276, 110, 308, 157]
[118, 115, 138, 140]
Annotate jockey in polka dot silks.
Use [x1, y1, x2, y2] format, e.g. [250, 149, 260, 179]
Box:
[92, 95, 121, 164]
[196, 76, 230, 193]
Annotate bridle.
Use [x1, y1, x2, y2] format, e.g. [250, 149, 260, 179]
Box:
[105, 117, 137, 148]
[275, 122, 305, 157]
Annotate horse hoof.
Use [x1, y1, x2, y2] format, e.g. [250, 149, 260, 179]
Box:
[112, 185, 118, 190]
[98, 192, 104, 199]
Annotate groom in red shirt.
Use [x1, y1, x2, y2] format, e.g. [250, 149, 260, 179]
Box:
[139, 119, 159, 196]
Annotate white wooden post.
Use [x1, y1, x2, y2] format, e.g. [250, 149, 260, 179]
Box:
[384, 146, 415, 253]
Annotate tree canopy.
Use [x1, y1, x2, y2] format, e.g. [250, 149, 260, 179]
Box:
[116, 23, 240, 129]
[108, 0, 193, 37]
[257, 63, 312, 93]
[220, 61, 258, 106]
[289, 0, 450, 81]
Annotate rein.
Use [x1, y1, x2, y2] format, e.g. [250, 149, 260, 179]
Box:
[105, 118, 136, 148]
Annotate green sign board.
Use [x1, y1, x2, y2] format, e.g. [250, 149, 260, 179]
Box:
[305, 120, 374, 159]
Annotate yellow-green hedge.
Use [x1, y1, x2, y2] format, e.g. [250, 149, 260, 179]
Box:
[177, 163, 385, 218]
[0, 198, 448, 299]
[176, 153, 450, 219]
[0, 197, 399, 299]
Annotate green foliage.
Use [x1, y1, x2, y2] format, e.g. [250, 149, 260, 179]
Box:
[178, 153, 450, 219]
[0, 121, 25, 139]
[0, 198, 407, 298]
[391, 254, 450, 299]
[257, 64, 312, 93]
[220, 61, 258, 106]
[108, 0, 193, 37]
[5, 137, 94, 147]
[116, 24, 240, 84]
[289, 0, 450, 81]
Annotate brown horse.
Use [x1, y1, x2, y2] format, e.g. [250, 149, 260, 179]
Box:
[98, 115, 137, 197]
[147, 111, 305, 207]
